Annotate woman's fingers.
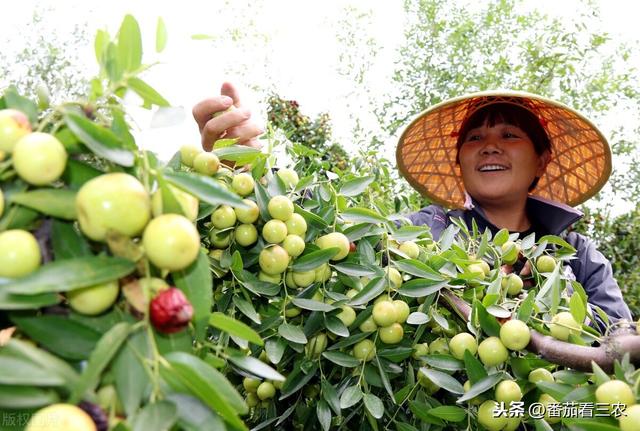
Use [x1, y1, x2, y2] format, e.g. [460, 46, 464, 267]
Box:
[193, 83, 263, 151]
[201, 109, 264, 151]
[192, 96, 234, 132]
[221, 82, 243, 107]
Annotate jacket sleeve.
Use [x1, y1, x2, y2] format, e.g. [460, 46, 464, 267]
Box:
[403, 205, 449, 240]
[565, 232, 633, 328]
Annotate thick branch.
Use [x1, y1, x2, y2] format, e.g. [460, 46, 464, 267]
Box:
[440, 289, 640, 373]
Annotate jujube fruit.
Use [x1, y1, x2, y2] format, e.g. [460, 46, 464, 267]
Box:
[0, 229, 41, 278]
[12, 132, 67, 186]
[142, 214, 200, 271]
[76, 173, 151, 242]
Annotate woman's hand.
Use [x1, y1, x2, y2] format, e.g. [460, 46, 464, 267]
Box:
[192, 82, 263, 151]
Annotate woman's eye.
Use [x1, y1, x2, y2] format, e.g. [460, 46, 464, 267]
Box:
[504, 132, 517, 138]
[466, 134, 480, 142]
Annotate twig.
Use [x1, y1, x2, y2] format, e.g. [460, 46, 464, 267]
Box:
[440, 289, 640, 373]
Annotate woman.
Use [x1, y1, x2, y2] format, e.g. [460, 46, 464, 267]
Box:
[193, 87, 632, 330]
[396, 91, 632, 330]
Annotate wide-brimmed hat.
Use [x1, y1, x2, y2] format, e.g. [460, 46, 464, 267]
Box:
[396, 90, 612, 209]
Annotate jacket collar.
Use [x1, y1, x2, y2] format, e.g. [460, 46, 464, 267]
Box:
[457, 195, 583, 236]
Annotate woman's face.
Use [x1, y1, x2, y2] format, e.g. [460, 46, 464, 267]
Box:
[458, 121, 549, 206]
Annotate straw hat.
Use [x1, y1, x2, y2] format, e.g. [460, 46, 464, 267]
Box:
[396, 90, 612, 209]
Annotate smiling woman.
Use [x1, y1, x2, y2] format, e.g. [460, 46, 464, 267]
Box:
[396, 91, 632, 330]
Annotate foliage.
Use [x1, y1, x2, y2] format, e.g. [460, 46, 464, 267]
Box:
[0, 8, 89, 106]
[574, 206, 640, 317]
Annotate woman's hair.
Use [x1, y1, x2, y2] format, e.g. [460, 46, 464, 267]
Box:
[455, 102, 552, 191]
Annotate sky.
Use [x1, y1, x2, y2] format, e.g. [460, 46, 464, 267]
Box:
[2, 0, 639, 213]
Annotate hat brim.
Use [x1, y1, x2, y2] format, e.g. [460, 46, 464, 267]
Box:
[396, 90, 612, 209]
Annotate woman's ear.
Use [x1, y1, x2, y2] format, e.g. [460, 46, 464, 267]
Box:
[536, 150, 551, 176]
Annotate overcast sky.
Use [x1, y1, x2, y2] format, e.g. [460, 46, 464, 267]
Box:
[2, 0, 639, 213]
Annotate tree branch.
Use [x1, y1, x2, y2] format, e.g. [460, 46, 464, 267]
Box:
[440, 289, 640, 373]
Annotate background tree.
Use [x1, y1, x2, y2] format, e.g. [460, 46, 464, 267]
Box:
[0, 8, 89, 106]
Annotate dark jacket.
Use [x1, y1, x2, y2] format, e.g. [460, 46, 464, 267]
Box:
[405, 196, 633, 330]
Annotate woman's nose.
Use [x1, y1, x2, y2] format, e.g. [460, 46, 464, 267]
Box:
[480, 138, 503, 155]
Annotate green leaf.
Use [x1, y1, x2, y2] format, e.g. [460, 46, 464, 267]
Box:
[64, 111, 134, 166]
[421, 355, 464, 371]
[321, 380, 341, 415]
[279, 362, 318, 400]
[3, 339, 80, 388]
[569, 292, 586, 326]
[233, 296, 261, 324]
[517, 290, 536, 322]
[174, 251, 213, 342]
[113, 329, 150, 417]
[167, 394, 225, 431]
[164, 352, 247, 430]
[94, 29, 109, 65]
[475, 300, 501, 337]
[209, 312, 263, 346]
[214, 146, 261, 166]
[292, 247, 339, 272]
[377, 347, 413, 362]
[535, 382, 574, 401]
[164, 171, 247, 208]
[322, 351, 360, 368]
[10, 189, 77, 220]
[291, 297, 336, 312]
[463, 350, 487, 384]
[343, 223, 374, 242]
[51, 219, 92, 259]
[538, 235, 576, 253]
[349, 276, 385, 306]
[156, 17, 168, 53]
[0, 356, 65, 386]
[0, 290, 60, 310]
[111, 109, 137, 150]
[265, 338, 286, 364]
[11, 314, 101, 360]
[156, 174, 185, 216]
[340, 385, 363, 409]
[131, 400, 178, 431]
[61, 159, 103, 189]
[117, 15, 142, 72]
[428, 406, 466, 422]
[129, 77, 170, 107]
[3, 86, 38, 125]
[391, 225, 431, 242]
[493, 229, 510, 246]
[5, 256, 135, 295]
[363, 393, 384, 419]
[395, 259, 444, 280]
[339, 176, 374, 197]
[327, 331, 371, 350]
[398, 279, 448, 297]
[0, 385, 59, 409]
[456, 372, 505, 403]
[278, 322, 307, 344]
[406, 312, 428, 325]
[419, 368, 464, 394]
[241, 274, 281, 296]
[227, 355, 285, 381]
[317, 398, 332, 431]
[325, 315, 349, 338]
[332, 263, 376, 277]
[69, 322, 131, 403]
[213, 138, 238, 150]
[295, 204, 328, 229]
[340, 208, 387, 224]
